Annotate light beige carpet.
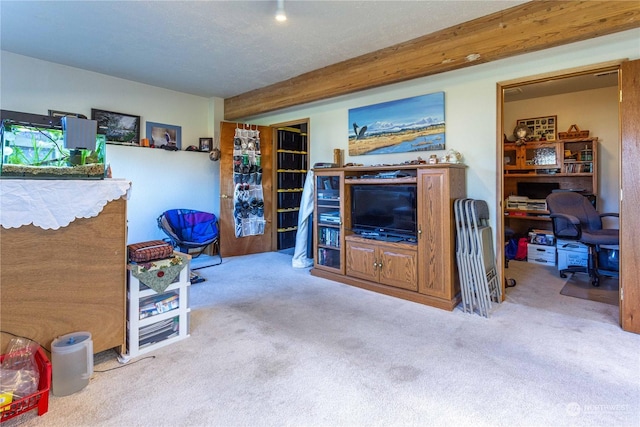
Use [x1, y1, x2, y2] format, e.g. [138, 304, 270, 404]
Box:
[4, 253, 638, 427]
[560, 273, 619, 306]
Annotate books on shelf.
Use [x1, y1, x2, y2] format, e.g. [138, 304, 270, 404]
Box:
[319, 227, 340, 247]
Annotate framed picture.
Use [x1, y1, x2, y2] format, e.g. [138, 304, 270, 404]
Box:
[49, 110, 87, 119]
[516, 115, 556, 141]
[91, 109, 140, 145]
[199, 137, 212, 152]
[146, 121, 182, 150]
[348, 91, 445, 156]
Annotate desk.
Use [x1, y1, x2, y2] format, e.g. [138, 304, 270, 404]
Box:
[504, 209, 552, 236]
[1, 179, 130, 354]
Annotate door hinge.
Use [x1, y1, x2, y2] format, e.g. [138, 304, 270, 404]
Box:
[620, 286, 623, 301]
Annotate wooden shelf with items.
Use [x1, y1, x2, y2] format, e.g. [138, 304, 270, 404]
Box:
[561, 137, 597, 176]
[311, 164, 466, 311]
[503, 137, 598, 235]
[504, 209, 551, 220]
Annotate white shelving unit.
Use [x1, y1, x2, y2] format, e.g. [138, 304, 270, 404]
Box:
[120, 252, 191, 362]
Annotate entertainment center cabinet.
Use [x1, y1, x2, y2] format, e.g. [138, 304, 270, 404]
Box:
[311, 164, 466, 310]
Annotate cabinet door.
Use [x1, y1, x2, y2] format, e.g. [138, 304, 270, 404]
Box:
[417, 170, 448, 298]
[523, 142, 560, 169]
[314, 171, 344, 273]
[345, 240, 378, 282]
[378, 245, 418, 291]
[503, 144, 521, 170]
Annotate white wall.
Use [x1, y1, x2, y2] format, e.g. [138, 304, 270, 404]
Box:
[245, 29, 640, 232]
[1, 51, 222, 243]
[505, 87, 619, 214]
[2, 28, 638, 245]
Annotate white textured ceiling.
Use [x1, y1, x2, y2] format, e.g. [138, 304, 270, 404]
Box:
[1, 0, 527, 99]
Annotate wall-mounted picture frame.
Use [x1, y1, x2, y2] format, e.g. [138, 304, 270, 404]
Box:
[348, 91, 445, 156]
[91, 108, 140, 145]
[146, 121, 182, 150]
[48, 109, 87, 119]
[199, 137, 212, 152]
[516, 115, 557, 141]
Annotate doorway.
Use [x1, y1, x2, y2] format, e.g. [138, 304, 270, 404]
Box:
[272, 120, 310, 253]
[497, 64, 621, 320]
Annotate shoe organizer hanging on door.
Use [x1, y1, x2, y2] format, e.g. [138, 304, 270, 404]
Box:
[232, 124, 265, 238]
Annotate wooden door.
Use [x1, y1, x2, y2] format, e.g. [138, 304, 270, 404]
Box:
[620, 59, 640, 333]
[219, 121, 273, 257]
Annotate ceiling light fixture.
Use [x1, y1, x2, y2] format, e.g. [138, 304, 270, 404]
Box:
[275, 0, 287, 22]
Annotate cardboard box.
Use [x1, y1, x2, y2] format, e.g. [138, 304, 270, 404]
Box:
[557, 239, 588, 271]
[528, 243, 556, 265]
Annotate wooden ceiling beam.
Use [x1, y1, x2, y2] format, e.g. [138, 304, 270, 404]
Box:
[224, 1, 640, 120]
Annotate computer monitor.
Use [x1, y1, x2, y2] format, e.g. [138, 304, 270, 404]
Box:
[517, 182, 560, 199]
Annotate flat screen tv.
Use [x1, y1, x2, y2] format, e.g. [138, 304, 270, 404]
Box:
[350, 184, 417, 241]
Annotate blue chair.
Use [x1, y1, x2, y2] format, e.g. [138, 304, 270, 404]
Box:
[158, 209, 222, 267]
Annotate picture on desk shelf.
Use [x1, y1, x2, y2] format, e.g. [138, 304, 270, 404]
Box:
[348, 91, 445, 156]
[91, 109, 140, 145]
[199, 137, 212, 152]
[146, 122, 182, 150]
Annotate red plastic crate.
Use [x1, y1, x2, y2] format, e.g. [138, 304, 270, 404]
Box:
[0, 347, 51, 422]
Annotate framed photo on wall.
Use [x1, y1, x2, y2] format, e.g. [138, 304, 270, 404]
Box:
[146, 121, 182, 149]
[199, 137, 212, 152]
[91, 108, 140, 145]
[516, 115, 556, 141]
[49, 110, 86, 119]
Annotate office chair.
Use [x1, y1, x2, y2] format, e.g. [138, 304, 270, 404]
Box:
[546, 192, 618, 286]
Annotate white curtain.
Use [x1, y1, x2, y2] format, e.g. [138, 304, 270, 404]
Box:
[292, 170, 314, 268]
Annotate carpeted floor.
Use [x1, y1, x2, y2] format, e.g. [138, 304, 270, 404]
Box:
[5, 253, 638, 427]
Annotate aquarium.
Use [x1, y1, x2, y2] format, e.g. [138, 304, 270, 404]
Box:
[1, 110, 106, 179]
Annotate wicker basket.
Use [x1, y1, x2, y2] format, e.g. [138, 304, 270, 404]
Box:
[558, 124, 589, 139]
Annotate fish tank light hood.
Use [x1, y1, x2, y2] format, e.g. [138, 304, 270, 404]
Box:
[1, 109, 106, 179]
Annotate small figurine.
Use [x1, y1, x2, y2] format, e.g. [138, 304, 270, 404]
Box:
[444, 149, 463, 164]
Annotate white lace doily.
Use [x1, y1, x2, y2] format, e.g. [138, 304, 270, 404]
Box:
[0, 179, 131, 230]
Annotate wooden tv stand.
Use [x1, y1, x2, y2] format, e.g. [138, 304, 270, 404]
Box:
[311, 164, 466, 310]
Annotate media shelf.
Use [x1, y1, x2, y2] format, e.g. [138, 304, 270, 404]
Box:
[312, 164, 466, 310]
[121, 252, 191, 361]
[315, 173, 343, 271]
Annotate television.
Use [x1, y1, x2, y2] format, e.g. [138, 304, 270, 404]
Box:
[350, 184, 417, 241]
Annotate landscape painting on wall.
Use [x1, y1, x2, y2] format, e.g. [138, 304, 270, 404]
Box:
[348, 91, 445, 156]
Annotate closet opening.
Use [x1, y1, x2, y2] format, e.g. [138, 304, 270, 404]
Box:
[270, 119, 310, 253]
